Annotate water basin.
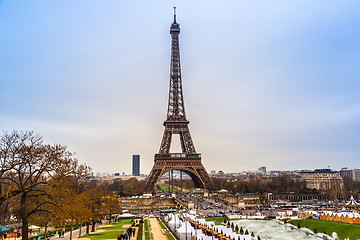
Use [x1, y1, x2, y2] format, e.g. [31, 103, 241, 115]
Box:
[232, 219, 322, 240]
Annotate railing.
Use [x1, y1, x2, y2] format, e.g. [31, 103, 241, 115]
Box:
[155, 153, 201, 158]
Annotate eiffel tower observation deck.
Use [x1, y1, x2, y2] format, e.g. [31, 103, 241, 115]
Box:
[144, 8, 212, 192]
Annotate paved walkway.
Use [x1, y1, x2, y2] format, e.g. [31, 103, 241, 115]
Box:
[50, 221, 105, 240]
[6, 221, 138, 240]
[148, 218, 167, 240]
[5, 224, 102, 240]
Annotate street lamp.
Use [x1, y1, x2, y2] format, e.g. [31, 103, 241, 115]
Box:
[211, 225, 214, 240]
[185, 218, 187, 240]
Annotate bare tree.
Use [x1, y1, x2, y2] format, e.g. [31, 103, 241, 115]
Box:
[101, 195, 121, 224]
[0, 131, 85, 240]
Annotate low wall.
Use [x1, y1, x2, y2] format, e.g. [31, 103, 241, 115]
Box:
[119, 197, 178, 213]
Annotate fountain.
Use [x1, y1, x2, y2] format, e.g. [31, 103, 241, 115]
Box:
[233, 220, 323, 240]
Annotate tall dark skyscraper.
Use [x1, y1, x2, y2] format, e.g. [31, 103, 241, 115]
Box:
[132, 155, 140, 176]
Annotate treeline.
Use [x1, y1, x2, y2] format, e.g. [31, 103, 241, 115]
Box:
[0, 131, 121, 240]
[163, 175, 313, 194]
[342, 176, 360, 197]
[102, 178, 145, 196]
[208, 175, 315, 194]
[208, 175, 360, 198]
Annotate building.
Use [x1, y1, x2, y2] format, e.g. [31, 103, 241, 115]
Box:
[258, 166, 266, 174]
[132, 155, 140, 176]
[300, 169, 343, 191]
[238, 195, 261, 210]
[340, 168, 360, 182]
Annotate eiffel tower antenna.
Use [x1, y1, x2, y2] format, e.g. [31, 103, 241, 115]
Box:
[173, 7, 176, 23]
[144, 9, 212, 192]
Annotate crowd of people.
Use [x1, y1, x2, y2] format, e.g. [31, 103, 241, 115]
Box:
[117, 227, 136, 240]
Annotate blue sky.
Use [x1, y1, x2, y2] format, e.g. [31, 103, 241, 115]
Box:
[0, 1, 359, 174]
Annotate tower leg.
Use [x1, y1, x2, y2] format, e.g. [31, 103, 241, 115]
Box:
[168, 171, 171, 192]
[180, 171, 183, 192]
[171, 170, 174, 192]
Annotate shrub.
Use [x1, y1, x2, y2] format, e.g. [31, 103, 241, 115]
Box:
[136, 222, 143, 240]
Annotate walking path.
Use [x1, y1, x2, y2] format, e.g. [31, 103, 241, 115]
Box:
[50, 221, 105, 240]
[5, 223, 105, 240]
[7, 220, 138, 240]
[148, 218, 167, 240]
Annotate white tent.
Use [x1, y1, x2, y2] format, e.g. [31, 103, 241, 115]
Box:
[118, 213, 135, 218]
[189, 209, 197, 215]
[346, 196, 360, 206]
[194, 234, 212, 240]
[197, 218, 206, 224]
[191, 228, 202, 236]
[176, 221, 193, 233]
[169, 215, 181, 229]
[176, 221, 194, 240]
[29, 225, 40, 230]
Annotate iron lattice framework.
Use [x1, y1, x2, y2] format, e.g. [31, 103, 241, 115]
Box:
[145, 9, 212, 192]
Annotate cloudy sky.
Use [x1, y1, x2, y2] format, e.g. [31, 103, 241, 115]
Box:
[1, 1, 359, 174]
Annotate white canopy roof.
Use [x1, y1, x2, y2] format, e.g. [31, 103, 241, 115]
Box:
[346, 196, 360, 206]
[118, 213, 135, 218]
[29, 225, 40, 230]
[176, 221, 193, 233]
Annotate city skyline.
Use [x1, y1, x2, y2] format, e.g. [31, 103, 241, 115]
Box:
[1, 1, 359, 174]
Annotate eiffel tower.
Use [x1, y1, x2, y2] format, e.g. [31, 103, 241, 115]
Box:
[144, 8, 212, 192]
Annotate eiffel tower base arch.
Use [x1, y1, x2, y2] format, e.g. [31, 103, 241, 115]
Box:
[144, 155, 212, 192]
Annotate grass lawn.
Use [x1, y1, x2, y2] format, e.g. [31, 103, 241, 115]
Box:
[136, 221, 143, 240]
[144, 219, 149, 231]
[206, 217, 228, 226]
[290, 219, 360, 240]
[157, 218, 176, 240]
[80, 219, 133, 240]
[157, 183, 180, 192]
[145, 231, 150, 240]
[144, 219, 150, 240]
